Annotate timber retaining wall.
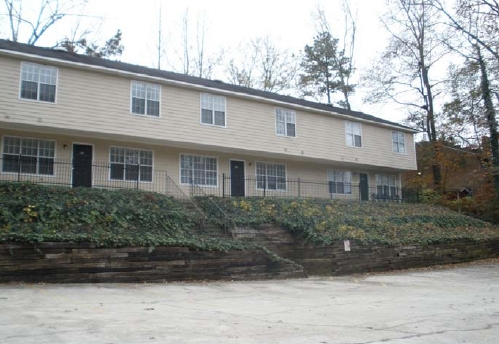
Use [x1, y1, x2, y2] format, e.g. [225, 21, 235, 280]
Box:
[0, 242, 305, 283]
[233, 225, 499, 275]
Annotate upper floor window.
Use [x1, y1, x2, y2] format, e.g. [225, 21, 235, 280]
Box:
[275, 108, 296, 137]
[392, 131, 405, 154]
[201, 93, 226, 127]
[110, 146, 153, 182]
[327, 170, 352, 195]
[256, 162, 286, 191]
[131, 81, 160, 117]
[180, 154, 218, 186]
[2, 136, 55, 175]
[345, 121, 362, 147]
[20, 62, 57, 103]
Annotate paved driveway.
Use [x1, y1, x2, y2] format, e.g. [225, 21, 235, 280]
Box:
[1, 261, 498, 344]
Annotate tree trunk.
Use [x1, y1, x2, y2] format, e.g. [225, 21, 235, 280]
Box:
[421, 63, 442, 189]
[477, 46, 499, 198]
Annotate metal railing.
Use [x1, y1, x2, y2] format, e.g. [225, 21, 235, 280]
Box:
[0, 156, 407, 202]
[188, 173, 404, 202]
[0, 156, 172, 193]
[190, 182, 234, 234]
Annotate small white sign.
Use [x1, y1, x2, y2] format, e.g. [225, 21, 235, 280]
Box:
[344, 240, 351, 252]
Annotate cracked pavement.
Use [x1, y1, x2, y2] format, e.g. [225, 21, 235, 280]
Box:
[1, 262, 498, 343]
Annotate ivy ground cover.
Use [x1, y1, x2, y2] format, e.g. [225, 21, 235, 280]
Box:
[196, 197, 499, 245]
[0, 182, 249, 251]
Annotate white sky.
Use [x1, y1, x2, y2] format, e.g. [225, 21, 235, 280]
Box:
[3, 0, 411, 123]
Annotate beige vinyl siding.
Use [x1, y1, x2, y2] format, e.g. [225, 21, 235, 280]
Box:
[0, 128, 403, 199]
[0, 56, 416, 171]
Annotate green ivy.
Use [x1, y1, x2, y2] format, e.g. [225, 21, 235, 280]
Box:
[0, 182, 252, 252]
[195, 197, 499, 246]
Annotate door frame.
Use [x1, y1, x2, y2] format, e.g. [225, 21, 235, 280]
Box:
[229, 159, 246, 197]
[71, 142, 95, 188]
[358, 172, 369, 201]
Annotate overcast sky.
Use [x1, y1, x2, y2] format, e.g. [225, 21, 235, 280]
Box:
[5, 0, 408, 123]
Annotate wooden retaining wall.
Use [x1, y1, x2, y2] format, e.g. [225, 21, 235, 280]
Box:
[0, 242, 305, 283]
[233, 225, 499, 275]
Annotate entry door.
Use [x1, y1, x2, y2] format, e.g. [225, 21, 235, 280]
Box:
[359, 173, 369, 201]
[72, 144, 93, 188]
[230, 160, 245, 197]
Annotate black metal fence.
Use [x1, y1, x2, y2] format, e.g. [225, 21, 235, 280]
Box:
[189, 174, 404, 202]
[0, 156, 407, 202]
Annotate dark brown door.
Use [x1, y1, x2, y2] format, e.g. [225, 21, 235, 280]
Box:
[359, 173, 369, 201]
[72, 144, 93, 187]
[230, 160, 245, 197]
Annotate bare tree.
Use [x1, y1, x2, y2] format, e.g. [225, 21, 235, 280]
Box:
[431, 0, 499, 196]
[2, 0, 87, 45]
[224, 36, 297, 93]
[364, 0, 451, 188]
[432, 0, 499, 61]
[170, 9, 222, 78]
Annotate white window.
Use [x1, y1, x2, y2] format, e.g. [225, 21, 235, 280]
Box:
[275, 108, 296, 137]
[200, 93, 226, 127]
[2, 136, 55, 175]
[327, 170, 352, 194]
[110, 147, 153, 182]
[345, 121, 362, 147]
[392, 131, 405, 154]
[180, 154, 218, 186]
[375, 174, 399, 199]
[256, 162, 286, 190]
[20, 62, 57, 102]
[131, 81, 160, 117]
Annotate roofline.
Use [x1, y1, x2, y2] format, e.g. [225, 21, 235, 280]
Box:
[0, 46, 418, 134]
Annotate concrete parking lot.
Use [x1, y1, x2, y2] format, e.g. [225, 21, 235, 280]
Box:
[1, 261, 498, 344]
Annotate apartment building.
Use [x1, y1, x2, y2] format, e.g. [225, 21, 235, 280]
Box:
[0, 39, 417, 200]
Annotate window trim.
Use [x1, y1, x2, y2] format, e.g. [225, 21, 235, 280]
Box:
[375, 174, 399, 199]
[1, 134, 57, 177]
[108, 146, 154, 183]
[199, 93, 227, 128]
[129, 80, 162, 118]
[275, 107, 297, 138]
[19, 61, 58, 104]
[327, 169, 352, 195]
[345, 121, 362, 148]
[255, 161, 287, 192]
[179, 153, 219, 188]
[392, 131, 406, 154]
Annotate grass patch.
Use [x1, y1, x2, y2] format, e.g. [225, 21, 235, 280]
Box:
[196, 197, 499, 246]
[0, 182, 251, 251]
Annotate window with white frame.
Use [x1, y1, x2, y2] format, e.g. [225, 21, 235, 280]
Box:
[110, 147, 153, 182]
[327, 170, 352, 194]
[2, 136, 55, 175]
[275, 108, 296, 137]
[392, 131, 405, 154]
[375, 174, 398, 199]
[256, 162, 286, 190]
[20, 62, 57, 102]
[131, 81, 160, 117]
[180, 154, 218, 186]
[345, 121, 362, 147]
[200, 93, 226, 127]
